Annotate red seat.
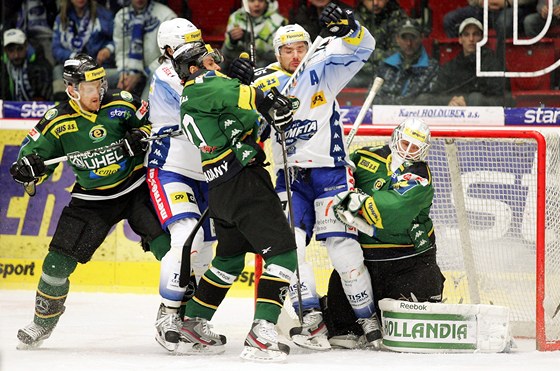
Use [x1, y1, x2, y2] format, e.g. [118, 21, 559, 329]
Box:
[512, 90, 560, 107]
[338, 88, 368, 106]
[506, 38, 555, 92]
[432, 38, 461, 65]
[189, 0, 237, 48]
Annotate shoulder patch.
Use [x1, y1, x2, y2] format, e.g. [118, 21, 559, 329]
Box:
[44, 108, 58, 120]
[120, 91, 133, 102]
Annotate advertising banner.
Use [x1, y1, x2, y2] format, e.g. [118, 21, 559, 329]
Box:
[0, 128, 255, 294]
[504, 107, 560, 126]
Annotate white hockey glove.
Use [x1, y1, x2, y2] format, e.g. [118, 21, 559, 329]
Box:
[333, 190, 375, 236]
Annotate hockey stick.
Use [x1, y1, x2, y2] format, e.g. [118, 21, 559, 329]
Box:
[241, 0, 256, 65]
[42, 131, 183, 167]
[179, 207, 209, 288]
[345, 76, 384, 147]
[277, 35, 324, 325]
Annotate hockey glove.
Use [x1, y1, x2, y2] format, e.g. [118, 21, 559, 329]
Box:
[123, 129, 149, 157]
[228, 54, 254, 85]
[257, 87, 293, 132]
[10, 154, 46, 184]
[319, 3, 358, 38]
[333, 190, 375, 236]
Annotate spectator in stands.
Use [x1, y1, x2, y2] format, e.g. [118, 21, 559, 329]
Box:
[524, 0, 560, 37]
[348, 0, 408, 88]
[289, 0, 352, 40]
[428, 18, 513, 107]
[374, 18, 438, 105]
[221, 0, 287, 71]
[1, 28, 52, 101]
[113, 0, 176, 100]
[444, 0, 536, 39]
[51, 0, 116, 101]
[1, 0, 58, 65]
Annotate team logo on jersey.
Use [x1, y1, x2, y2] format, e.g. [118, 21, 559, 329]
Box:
[44, 108, 58, 120]
[52, 121, 78, 138]
[289, 96, 300, 111]
[357, 158, 379, 174]
[120, 91, 133, 102]
[373, 178, 385, 190]
[28, 127, 40, 141]
[89, 125, 107, 143]
[310, 91, 326, 109]
[92, 163, 121, 177]
[170, 191, 196, 204]
[282, 119, 318, 145]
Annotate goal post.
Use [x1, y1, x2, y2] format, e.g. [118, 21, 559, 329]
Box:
[255, 126, 560, 351]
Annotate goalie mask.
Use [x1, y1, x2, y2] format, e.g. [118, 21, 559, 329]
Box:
[172, 42, 223, 81]
[390, 118, 431, 164]
[273, 24, 311, 56]
[157, 18, 202, 56]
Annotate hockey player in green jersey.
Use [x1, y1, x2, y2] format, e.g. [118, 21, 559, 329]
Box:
[325, 118, 445, 348]
[11, 53, 172, 349]
[172, 41, 298, 362]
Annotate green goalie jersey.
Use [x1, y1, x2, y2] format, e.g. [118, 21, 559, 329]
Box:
[17, 90, 150, 199]
[351, 145, 436, 261]
[179, 70, 264, 188]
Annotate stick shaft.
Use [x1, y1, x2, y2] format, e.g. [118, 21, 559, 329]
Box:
[346, 77, 384, 147]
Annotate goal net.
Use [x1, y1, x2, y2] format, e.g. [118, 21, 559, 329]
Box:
[258, 127, 560, 351]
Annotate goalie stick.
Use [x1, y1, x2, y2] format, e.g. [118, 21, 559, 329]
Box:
[345, 76, 384, 147]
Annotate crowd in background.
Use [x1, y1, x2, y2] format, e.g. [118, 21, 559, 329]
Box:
[1, 0, 558, 106]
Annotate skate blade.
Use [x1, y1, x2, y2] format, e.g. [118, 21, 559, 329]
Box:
[155, 336, 179, 352]
[240, 345, 288, 362]
[16, 340, 43, 350]
[176, 341, 226, 355]
[292, 334, 331, 351]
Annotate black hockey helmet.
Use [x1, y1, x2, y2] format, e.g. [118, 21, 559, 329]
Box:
[172, 41, 223, 81]
[63, 53, 107, 87]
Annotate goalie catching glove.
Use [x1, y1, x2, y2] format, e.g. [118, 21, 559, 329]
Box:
[123, 129, 149, 157]
[257, 87, 293, 133]
[10, 154, 46, 184]
[319, 3, 358, 38]
[333, 189, 375, 236]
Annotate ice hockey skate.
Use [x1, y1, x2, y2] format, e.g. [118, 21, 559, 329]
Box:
[357, 313, 383, 349]
[289, 309, 331, 350]
[154, 304, 182, 352]
[328, 333, 364, 349]
[178, 317, 227, 355]
[240, 319, 290, 362]
[16, 322, 55, 349]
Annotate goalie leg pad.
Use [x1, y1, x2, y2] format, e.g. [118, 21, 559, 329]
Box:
[379, 299, 512, 353]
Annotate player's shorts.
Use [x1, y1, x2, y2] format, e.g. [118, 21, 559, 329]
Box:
[147, 167, 215, 242]
[275, 166, 358, 242]
[49, 181, 166, 263]
[209, 164, 296, 259]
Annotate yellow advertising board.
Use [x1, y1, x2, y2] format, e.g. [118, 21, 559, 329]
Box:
[0, 126, 256, 295]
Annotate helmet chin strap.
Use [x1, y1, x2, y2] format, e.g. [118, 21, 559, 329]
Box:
[66, 87, 85, 112]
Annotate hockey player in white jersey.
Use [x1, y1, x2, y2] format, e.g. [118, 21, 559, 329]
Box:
[146, 18, 219, 352]
[253, 3, 380, 350]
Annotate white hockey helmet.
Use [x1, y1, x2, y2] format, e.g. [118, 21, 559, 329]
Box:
[390, 118, 431, 162]
[273, 24, 311, 55]
[157, 18, 202, 54]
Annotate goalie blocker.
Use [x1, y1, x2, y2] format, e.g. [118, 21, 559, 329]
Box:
[379, 299, 513, 353]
